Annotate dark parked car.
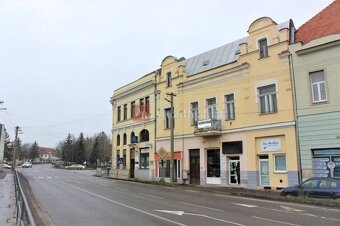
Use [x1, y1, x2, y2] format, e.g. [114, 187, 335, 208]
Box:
[281, 177, 340, 199]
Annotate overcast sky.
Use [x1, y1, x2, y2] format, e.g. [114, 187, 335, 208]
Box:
[0, 0, 334, 148]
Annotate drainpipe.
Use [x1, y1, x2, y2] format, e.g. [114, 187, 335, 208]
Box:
[288, 52, 302, 184]
[154, 72, 158, 180]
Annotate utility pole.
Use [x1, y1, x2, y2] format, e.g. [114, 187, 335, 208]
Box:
[166, 92, 176, 184]
[12, 126, 21, 171]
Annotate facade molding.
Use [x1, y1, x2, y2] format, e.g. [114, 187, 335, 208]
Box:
[111, 80, 154, 101]
[112, 119, 156, 132]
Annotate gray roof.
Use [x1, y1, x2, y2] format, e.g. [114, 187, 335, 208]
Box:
[180, 21, 290, 77]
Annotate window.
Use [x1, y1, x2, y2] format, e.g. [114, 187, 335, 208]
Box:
[166, 72, 172, 87]
[116, 134, 120, 146]
[310, 71, 327, 103]
[225, 94, 235, 120]
[117, 106, 121, 121]
[206, 98, 217, 120]
[123, 133, 127, 145]
[190, 102, 199, 125]
[159, 159, 180, 178]
[130, 132, 135, 144]
[145, 96, 150, 114]
[131, 101, 135, 118]
[301, 179, 318, 189]
[207, 149, 220, 177]
[123, 104, 127, 120]
[319, 180, 337, 189]
[259, 38, 268, 59]
[139, 129, 149, 142]
[140, 149, 149, 169]
[164, 108, 171, 129]
[139, 98, 144, 113]
[258, 84, 277, 114]
[274, 155, 286, 172]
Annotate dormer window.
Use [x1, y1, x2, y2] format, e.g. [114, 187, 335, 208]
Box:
[259, 38, 268, 59]
[166, 72, 172, 87]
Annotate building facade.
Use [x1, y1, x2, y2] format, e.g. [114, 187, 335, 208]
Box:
[289, 0, 340, 180]
[0, 124, 5, 169]
[155, 17, 299, 189]
[110, 71, 157, 181]
[38, 147, 58, 163]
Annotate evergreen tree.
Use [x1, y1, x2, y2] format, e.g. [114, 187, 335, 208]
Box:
[62, 134, 73, 163]
[75, 133, 85, 164]
[3, 129, 13, 161]
[90, 136, 99, 166]
[29, 141, 39, 160]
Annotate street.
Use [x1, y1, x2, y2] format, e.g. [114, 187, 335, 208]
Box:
[21, 164, 340, 226]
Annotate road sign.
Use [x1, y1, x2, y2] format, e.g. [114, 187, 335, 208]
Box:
[327, 161, 335, 169]
[159, 160, 167, 168]
[117, 158, 124, 165]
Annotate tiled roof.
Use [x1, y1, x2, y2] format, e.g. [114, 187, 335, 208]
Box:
[38, 147, 56, 155]
[295, 0, 340, 44]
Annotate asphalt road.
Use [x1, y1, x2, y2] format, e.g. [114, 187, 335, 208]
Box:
[20, 164, 340, 226]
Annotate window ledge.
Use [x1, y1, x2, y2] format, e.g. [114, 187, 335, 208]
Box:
[274, 171, 287, 174]
[259, 111, 278, 116]
[258, 56, 270, 61]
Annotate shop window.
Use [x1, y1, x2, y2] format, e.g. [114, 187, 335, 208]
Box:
[274, 155, 286, 172]
[258, 84, 277, 114]
[158, 159, 180, 178]
[310, 70, 327, 103]
[207, 149, 220, 177]
[140, 149, 149, 169]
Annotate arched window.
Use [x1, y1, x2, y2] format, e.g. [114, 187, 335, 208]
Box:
[131, 132, 135, 144]
[117, 134, 120, 146]
[123, 133, 127, 145]
[139, 129, 149, 142]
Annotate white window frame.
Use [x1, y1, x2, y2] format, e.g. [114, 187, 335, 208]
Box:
[274, 154, 287, 173]
[257, 84, 278, 114]
[190, 102, 199, 125]
[258, 37, 268, 59]
[225, 93, 235, 120]
[206, 97, 217, 120]
[310, 70, 327, 103]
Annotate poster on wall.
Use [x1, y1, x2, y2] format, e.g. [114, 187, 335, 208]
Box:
[261, 138, 281, 152]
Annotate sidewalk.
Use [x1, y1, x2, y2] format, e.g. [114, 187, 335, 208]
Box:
[0, 170, 16, 225]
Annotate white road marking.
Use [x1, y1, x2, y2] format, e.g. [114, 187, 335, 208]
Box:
[184, 190, 199, 193]
[52, 179, 187, 226]
[233, 203, 257, 208]
[64, 180, 82, 184]
[280, 205, 305, 212]
[163, 187, 175, 190]
[252, 216, 301, 226]
[38, 177, 44, 179]
[47, 176, 52, 179]
[155, 210, 245, 226]
[139, 193, 164, 199]
[114, 188, 130, 192]
[178, 202, 224, 212]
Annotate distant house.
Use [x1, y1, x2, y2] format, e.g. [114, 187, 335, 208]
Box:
[0, 124, 5, 169]
[38, 147, 58, 163]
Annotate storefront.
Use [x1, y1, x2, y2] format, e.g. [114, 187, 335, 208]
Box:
[222, 141, 243, 185]
[312, 149, 340, 178]
[154, 151, 182, 182]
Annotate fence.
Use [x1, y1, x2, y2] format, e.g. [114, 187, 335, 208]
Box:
[14, 171, 36, 226]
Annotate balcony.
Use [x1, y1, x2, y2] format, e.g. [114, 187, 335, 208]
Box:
[194, 119, 222, 137]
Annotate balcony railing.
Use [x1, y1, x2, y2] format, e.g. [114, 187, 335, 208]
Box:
[194, 119, 222, 136]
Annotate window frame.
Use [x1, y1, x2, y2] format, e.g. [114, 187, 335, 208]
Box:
[166, 72, 172, 87]
[274, 154, 287, 173]
[225, 93, 235, 120]
[309, 70, 327, 103]
[206, 97, 217, 120]
[190, 101, 199, 125]
[257, 84, 278, 115]
[123, 104, 127, 120]
[164, 108, 171, 129]
[131, 101, 135, 118]
[123, 133, 127, 145]
[259, 38, 268, 59]
[116, 134, 120, 146]
[139, 129, 149, 142]
[140, 150, 149, 169]
[117, 106, 121, 122]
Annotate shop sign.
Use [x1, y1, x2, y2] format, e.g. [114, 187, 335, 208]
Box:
[140, 148, 149, 154]
[261, 138, 281, 152]
[197, 119, 212, 129]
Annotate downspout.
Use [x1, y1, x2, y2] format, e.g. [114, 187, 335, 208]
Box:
[154, 72, 158, 180]
[288, 52, 302, 184]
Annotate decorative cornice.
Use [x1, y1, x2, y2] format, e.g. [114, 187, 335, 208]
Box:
[111, 80, 155, 101]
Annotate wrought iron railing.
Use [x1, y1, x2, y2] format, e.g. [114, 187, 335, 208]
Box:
[194, 119, 222, 133]
[14, 171, 36, 226]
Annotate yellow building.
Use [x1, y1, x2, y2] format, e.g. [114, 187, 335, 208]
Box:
[110, 71, 157, 181]
[155, 17, 299, 189]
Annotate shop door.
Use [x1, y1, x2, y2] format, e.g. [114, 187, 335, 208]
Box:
[130, 159, 135, 178]
[229, 160, 240, 184]
[259, 159, 270, 186]
[190, 149, 200, 184]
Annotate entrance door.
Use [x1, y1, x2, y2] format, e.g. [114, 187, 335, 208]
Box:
[189, 149, 200, 184]
[229, 160, 240, 184]
[259, 159, 270, 186]
[130, 159, 135, 178]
